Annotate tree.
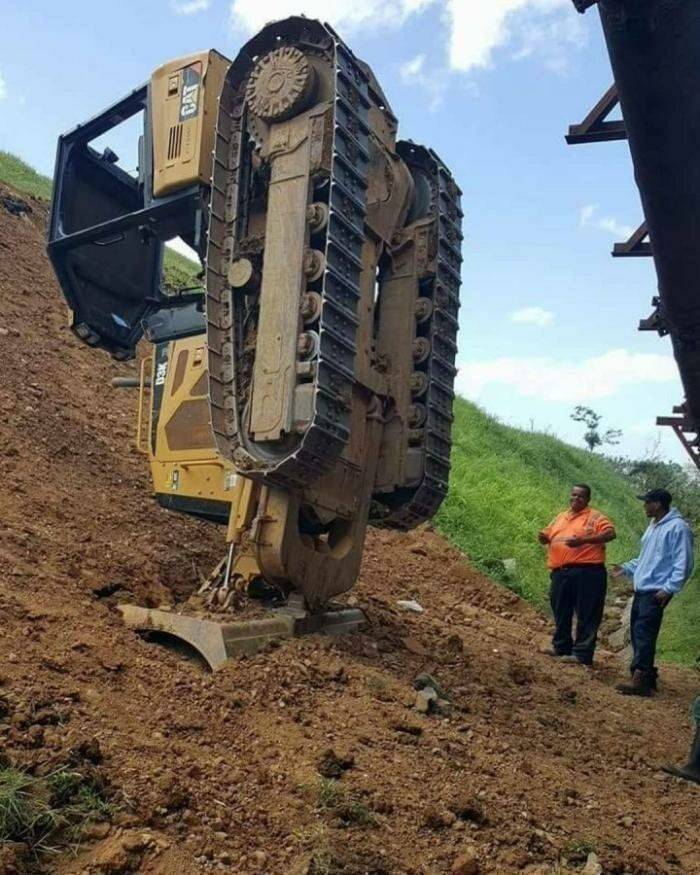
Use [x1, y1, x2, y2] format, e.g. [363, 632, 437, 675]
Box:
[610, 454, 700, 527]
[571, 406, 622, 452]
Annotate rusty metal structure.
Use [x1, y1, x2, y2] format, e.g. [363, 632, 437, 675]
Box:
[46, 17, 463, 636]
[568, 0, 700, 466]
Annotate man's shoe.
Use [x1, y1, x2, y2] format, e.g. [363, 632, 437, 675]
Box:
[662, 763, 700, 784]
[661, 727, 700, 785]
[543, 648, 570, 659]
[616, 669, 654, 697]
[560, 655, 582, 664]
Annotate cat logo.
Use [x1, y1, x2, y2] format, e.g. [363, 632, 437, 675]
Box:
[179, 64, 202, 122]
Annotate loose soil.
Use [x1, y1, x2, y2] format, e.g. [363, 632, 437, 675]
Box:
[0, 187, 698, 874]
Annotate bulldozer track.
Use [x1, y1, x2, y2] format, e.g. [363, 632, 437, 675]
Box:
[205, 19, 370, 491]
[381, 144, 463, 529]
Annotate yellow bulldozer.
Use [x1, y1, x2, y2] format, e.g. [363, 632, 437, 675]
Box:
[47, 17, 462, 665]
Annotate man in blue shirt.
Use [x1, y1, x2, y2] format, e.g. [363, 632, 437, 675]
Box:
[611, 488, 694, 697]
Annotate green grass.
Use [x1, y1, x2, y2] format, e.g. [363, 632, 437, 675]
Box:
[0, 150, 53, 200]
[162, 247, 202, 293]
[437, 399, 700, 668]
[0, 766, 117, 856]
[314, 778, 377, 827]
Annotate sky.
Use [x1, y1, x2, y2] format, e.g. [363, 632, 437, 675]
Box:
[0, 0, 688, 463]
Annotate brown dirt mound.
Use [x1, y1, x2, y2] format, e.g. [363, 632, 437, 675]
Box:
[0, 188, 698, 874]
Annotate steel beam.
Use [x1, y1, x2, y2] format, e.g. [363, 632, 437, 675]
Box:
[566, 85, 627, 145]
[612, 221, 652, 258]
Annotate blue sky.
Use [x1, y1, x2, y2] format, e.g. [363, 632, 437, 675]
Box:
[0, 0, 687, 463]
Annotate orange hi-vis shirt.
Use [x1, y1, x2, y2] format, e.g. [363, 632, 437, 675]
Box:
[542, 507, 615, 570]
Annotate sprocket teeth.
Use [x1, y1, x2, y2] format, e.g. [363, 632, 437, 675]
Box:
[245, 46, 314, 122]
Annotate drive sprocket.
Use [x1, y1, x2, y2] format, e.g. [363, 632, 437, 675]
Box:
[245, 46, 315, 122]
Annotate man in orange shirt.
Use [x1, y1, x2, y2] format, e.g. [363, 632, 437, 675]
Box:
[538, 484, 616, 665]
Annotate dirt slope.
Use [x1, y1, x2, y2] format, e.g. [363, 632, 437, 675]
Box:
[0, 189, 698, 875]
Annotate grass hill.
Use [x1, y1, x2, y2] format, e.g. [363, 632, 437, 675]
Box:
[437, 398, 699, 667]
[2, 150, 697, 669]
[0, 150, 53, 199]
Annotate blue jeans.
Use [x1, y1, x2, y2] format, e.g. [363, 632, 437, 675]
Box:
[630, 590, 668, 678]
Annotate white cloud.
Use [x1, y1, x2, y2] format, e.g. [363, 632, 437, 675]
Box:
[443, 0, 582, 72]
[510, 9, 584, 73]
[579, 204, 634, 240]
[0, 72, 6, 101]
[172, 0, 209, 14]
[510, 306, 554, 327]
[399, 53, 448, 110]
[230, 0, 433, 34]
[457, 349, 678, 403]
[400, 54, 426, 80]
[230, 0, 584, 76]
[579, 204, 596, 226]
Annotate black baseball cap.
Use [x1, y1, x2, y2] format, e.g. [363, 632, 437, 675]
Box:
[636, 488, 672, 505]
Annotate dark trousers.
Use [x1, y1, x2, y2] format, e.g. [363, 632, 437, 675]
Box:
[630, 591, 667, 678]
[549, 564, 607, 664]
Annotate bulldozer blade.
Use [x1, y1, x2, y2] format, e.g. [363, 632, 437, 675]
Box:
[118, 603, 366, 671]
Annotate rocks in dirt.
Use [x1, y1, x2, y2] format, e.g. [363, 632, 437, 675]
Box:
[0, 694, 12, 720]
[508, 661, 534, 686]
[424, 806, 457, 829]
[81, 821, 112, 841]
[451, 851, 480, 874]
[582, 852, 603, 875]
[391, 719, 423, 736]
[414, 687, 453, 716]
[155, 776, 190, 812]
[397, 598, 424, 613]
[317, 747, 355, 779]
[69, 736, 104, 765]
[443, 633, 465, 656]
[91, 580, 130, 599]
[2, 195, 32, 217]
[414, 672, 447, 699]
[607, 596, 633, 651]
[415, 686, 438, 713]
[0, 842, 29, 875]
[413, 672, 452, 715]
[402, 635, 429, 656]
[449, 795, 487, 825]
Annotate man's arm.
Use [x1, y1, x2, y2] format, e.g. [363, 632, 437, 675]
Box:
[565, 517, 616, 548]
[567, 529, 616, 546]
[611, 555, 639, 579]
[660, 525, 695, 596]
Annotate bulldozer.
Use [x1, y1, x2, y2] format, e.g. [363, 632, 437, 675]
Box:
[47, 17, 463, 666]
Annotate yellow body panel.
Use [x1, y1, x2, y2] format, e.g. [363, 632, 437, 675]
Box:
[151, 50, 229, 198]
[139, 333, 262, 584]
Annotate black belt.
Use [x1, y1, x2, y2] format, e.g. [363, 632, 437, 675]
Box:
[554, 563, 605, 572]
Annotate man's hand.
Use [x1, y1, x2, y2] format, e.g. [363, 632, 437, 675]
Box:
[537, 531, 549, 545]
[609, 564, 625, 579]
[654, 590, 672, 606]
[565, 536, 585, 547]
